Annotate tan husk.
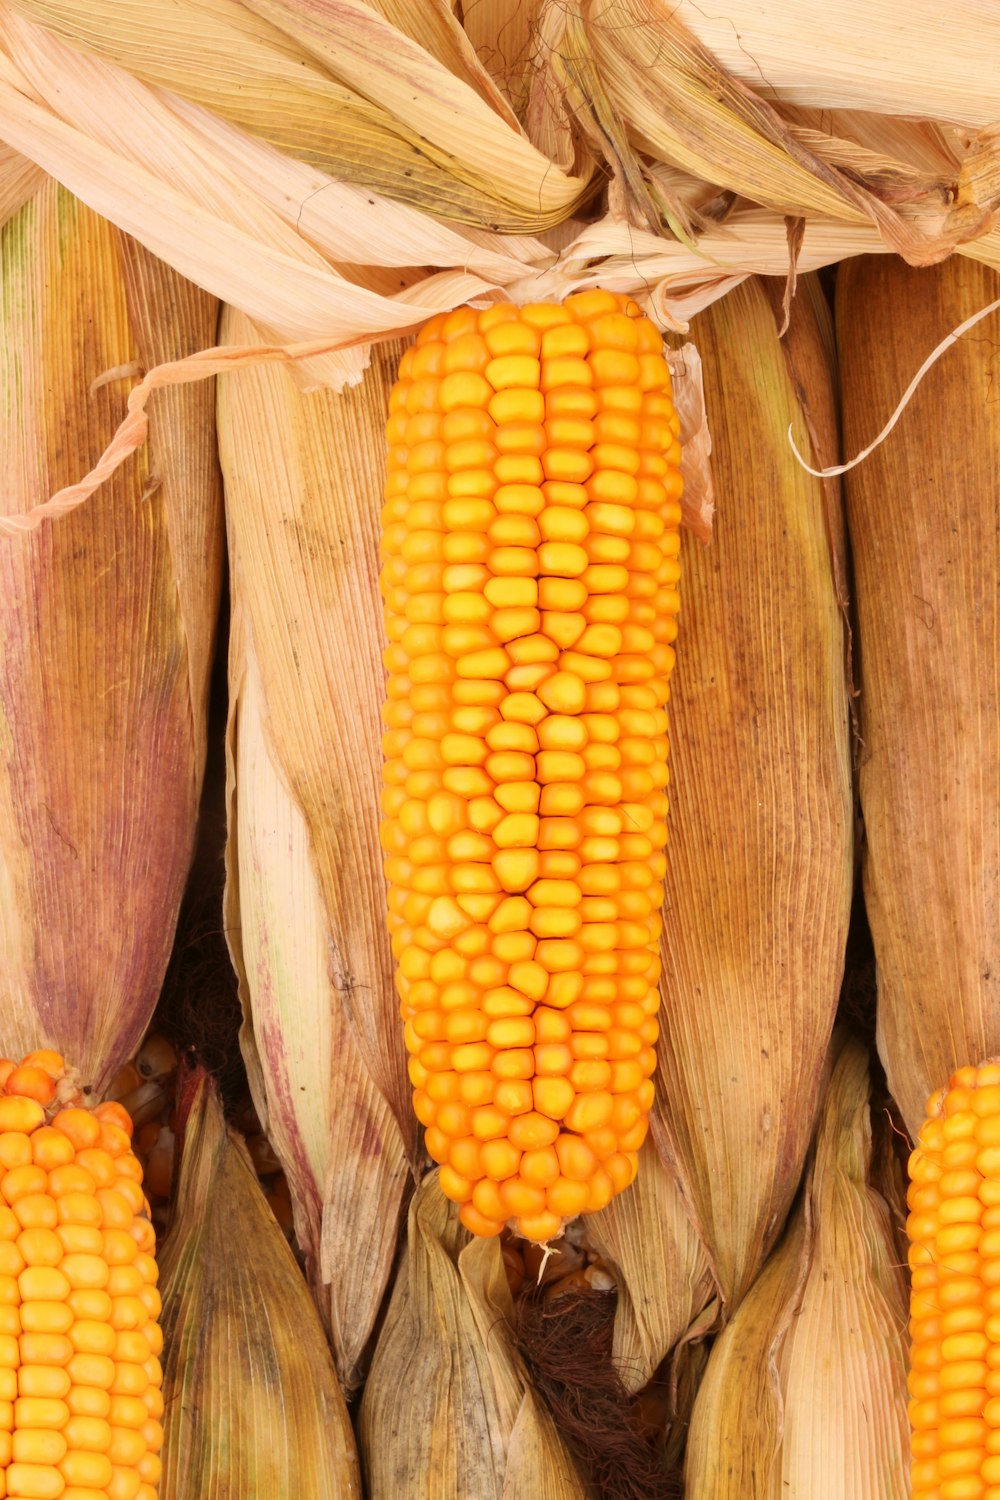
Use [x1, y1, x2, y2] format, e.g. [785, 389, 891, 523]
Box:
[838, 253, 1000, 1136]
[684, 1035, 910, 1499]
[159, 1073, 362, 1498]
[669, 0, 1000, 127]
[3, 0, 1000, 418]
[651, 275, 853, 1309]
[6, 0, 593, 229]
[583, 1141, 714, 1394]
[0, 177, 221, 1084]
[359, 1173, 587, 1500]
[220, 306, 412, 1390]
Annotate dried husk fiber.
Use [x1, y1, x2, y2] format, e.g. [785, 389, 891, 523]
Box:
[360, 1172, 588, 1500]
[220, 307, 412, 1391]
[838, 253, 1000, 1137]
[0, 176, 221, 1084]
[684, 1033, 910, 1498]
[651, 274, 853, 1308]
[159, 1071, 362, 1497]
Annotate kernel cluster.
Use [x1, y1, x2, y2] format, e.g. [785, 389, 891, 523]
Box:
[0, 1055, 162, 1500]
[908, 1062, 1000, 1500]
[379, 290, 682, 1242]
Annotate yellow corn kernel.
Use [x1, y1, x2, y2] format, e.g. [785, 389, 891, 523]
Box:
[382, 296, 681, 1241]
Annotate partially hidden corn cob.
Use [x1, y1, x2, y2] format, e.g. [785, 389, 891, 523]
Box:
[379, 290, 682, 1243]
[907, 1063, 1000, 1500]
[0, 1050, 162, 1500]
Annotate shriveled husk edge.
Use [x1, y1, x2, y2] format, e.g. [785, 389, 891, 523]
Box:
[220, 309, 413, 1392]
[158, 1072, 362, 1498]
[684, 1032, 910, 1499]
[649, 273, 853, 1310]
[0, 176, 222, 1083]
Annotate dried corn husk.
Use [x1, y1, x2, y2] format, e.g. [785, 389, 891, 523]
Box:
[583, 1139, 714, 1394]
[2, 0, 1000, 423]
[671, 0, 1000, 126]
[159, 1073, 362, 1498]
[360, 1173, 588, 1500]
[652, 275, 853, 1309]
[0, 178, 221, 1082]
[838, 254, 1000, 1137]
[684, 1034, 910, 1498]
[220, 307, 412, 1391]
[5, 0, 592, 229]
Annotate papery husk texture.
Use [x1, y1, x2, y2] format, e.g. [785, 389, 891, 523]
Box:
[0, 177, 221, 1083]
[159, 1073, 362, 1498]
[684, 1033, 910, 1499]
[652, 274, 853, 1308]
[838, 253, 1000, 1137]
[220, 306, 412, 1390]
[360, 1172, 588, 1500]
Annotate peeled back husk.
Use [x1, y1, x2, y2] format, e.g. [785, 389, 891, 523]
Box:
[684, 1033, 910, 1499]
[838, 254, 1000, 1138]
[219, 308, 413, 1391]
[359, 1172, 587, 1500]
[159, 1072, 362, 1498]
[652, 274, 853, 1308]
[0, 177, 222, 1085]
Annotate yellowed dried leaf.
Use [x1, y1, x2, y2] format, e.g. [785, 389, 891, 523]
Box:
[685, 1036, 909, 1499]
[219, 307, 414, 1386]
[8, 0, 591, 228]
[160, 1075, 362, 1498]
[360, 1175, 586, 1499]
[652, 276, 853, 1308]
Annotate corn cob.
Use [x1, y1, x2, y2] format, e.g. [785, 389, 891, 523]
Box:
[907, 1062, 1000, 1500]
[0, 1050, 162, 1500]
[379, 290, 682, 1242]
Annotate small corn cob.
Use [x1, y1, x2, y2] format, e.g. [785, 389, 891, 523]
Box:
[0, 1050, 163, 1500]
[907, 1061, 1000, 1500]
[379, 290, 682, 1243]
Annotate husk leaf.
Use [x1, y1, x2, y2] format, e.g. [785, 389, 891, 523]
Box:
[671, 0, 1000, 128]
[359, 1173, 587, 1500]
[838, 253, 1000, 1136]
[159, 1073, 362, 1498]
[7, 0, 593, 229]
[685, 1035, 910, 1499]
[0, 177, 221, 1082]
[584, 1141, 714, 1394]
[0, 138, 39, 223]
[220, 307, 412, 1388]
[652, 275, 853, 1308]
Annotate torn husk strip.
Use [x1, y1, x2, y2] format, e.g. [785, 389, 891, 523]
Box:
[652, 275, 853, 1309]
[359, 1173, 587, 1500]
[837, 253, 1000, 1137]
[0, 177, 221, 1084]
[220, 307, 412, 1389]
[159, 1072, 362, 1498]
[583, 1141, 714, 1395]
[684, 1035, 910, 1499]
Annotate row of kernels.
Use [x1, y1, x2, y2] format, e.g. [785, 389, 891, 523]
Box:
[907, 1066, 1000, 1499]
